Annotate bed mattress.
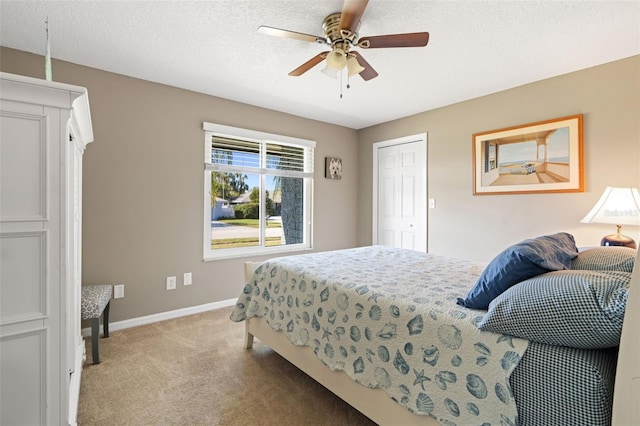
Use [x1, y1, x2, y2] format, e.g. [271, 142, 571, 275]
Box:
[510, 342, 617, 426]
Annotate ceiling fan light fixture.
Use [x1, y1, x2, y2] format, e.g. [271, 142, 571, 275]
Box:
[259, 0, 430, 81]
[326, 48, 347, 70]
[346, 55, 365, 76]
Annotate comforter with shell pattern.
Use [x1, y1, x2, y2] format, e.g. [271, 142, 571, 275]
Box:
[230, 246, 529, 425]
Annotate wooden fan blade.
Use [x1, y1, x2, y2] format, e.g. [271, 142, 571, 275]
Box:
[339, 0, 369, 35]
[358, 32, 430, 48]
[351, 52, 378, 81]
[288, 52, 329, 76]
[258, 26, 327, 44]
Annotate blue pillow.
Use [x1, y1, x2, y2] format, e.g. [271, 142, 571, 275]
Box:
[457, 232, 578, 310]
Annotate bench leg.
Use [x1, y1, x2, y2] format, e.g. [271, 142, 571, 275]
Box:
[91, 318, 100, 364]
[103, 301, 110, 338]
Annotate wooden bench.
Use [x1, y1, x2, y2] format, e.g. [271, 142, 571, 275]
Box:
[81, 285, 113, 364]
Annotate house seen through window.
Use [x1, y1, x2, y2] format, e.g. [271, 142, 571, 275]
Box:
[203, 122, 315, 260]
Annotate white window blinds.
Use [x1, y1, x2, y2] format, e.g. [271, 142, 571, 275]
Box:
[204, 123, 314, 178]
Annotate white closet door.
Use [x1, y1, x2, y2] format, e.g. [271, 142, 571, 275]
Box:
[374, 136, 427, 252]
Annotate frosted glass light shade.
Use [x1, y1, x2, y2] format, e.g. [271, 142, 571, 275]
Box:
[321, 66, 339, 79]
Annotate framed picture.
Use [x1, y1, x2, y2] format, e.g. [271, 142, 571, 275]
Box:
[325, 157, 342, 180]
[472, 114, 583, 195]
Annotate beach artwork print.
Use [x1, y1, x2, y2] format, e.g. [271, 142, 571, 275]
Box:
[473, 115, 584, 195]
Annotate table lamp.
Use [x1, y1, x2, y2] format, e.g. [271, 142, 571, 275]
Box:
[580, 187, 640, 249]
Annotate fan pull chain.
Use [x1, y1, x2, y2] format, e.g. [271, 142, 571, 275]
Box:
[338, 70, 353, 99]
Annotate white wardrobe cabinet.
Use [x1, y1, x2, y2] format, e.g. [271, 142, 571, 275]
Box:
[0, 72, 94, 425]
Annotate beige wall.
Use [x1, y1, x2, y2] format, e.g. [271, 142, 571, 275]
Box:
[3, 47, 639, 322]
[1, 47, 359, 322]
[357, 55, 640, 261]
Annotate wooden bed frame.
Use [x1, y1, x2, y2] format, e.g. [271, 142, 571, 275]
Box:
[243, 249, 640, 425]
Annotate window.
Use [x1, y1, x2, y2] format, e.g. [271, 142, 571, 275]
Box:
[484, 141, 497, 172]
[203, 122, 315, 260]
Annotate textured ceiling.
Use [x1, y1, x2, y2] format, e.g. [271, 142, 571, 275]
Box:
[1, 1, 639, 129]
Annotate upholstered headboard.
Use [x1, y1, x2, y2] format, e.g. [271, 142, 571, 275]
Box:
[612, 248, 640, 425]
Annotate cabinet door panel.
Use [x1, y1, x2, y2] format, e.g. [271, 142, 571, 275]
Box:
[0, 112, 48, 221]
[0, 329, 46, 425]
[0, 231, 47, 322]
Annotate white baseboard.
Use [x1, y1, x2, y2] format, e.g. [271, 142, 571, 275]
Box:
[81, 298, 237, 337]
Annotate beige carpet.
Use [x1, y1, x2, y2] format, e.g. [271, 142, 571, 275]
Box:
[78, 307, 376, 425]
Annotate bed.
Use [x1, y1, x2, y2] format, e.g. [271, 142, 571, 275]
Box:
[500, 162, 538, 175]
[230, 233, 638, 425]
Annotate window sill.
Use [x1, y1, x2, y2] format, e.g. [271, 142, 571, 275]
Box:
[203, 245, 313, 262]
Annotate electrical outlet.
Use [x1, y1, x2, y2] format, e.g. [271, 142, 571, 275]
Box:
[114, 284, 125, 299]
[183, 272, 192, 286]
[166, 276, 176, 290]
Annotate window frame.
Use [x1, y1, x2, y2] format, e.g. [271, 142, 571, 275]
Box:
[203, 122, 315, 261]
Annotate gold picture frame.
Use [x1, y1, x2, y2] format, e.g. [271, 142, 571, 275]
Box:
[473, 114, 584, 195]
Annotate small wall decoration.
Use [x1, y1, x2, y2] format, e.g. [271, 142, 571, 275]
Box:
[325, 157, 343, 180]
[472, 114, 584, 195]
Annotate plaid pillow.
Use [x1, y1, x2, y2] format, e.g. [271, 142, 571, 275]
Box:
[572, 246, 636, 272]
[477, 270, 631, 349]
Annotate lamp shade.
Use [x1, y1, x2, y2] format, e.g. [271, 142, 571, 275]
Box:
[580, 187, 640, 225]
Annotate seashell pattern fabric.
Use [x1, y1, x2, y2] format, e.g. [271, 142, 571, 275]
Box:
[230, 246, 529, 425]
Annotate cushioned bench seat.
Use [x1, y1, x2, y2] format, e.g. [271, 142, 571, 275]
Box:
[81, 285, 112, 364]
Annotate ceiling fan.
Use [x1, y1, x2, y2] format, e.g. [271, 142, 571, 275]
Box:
[258, 0, 429, 81]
